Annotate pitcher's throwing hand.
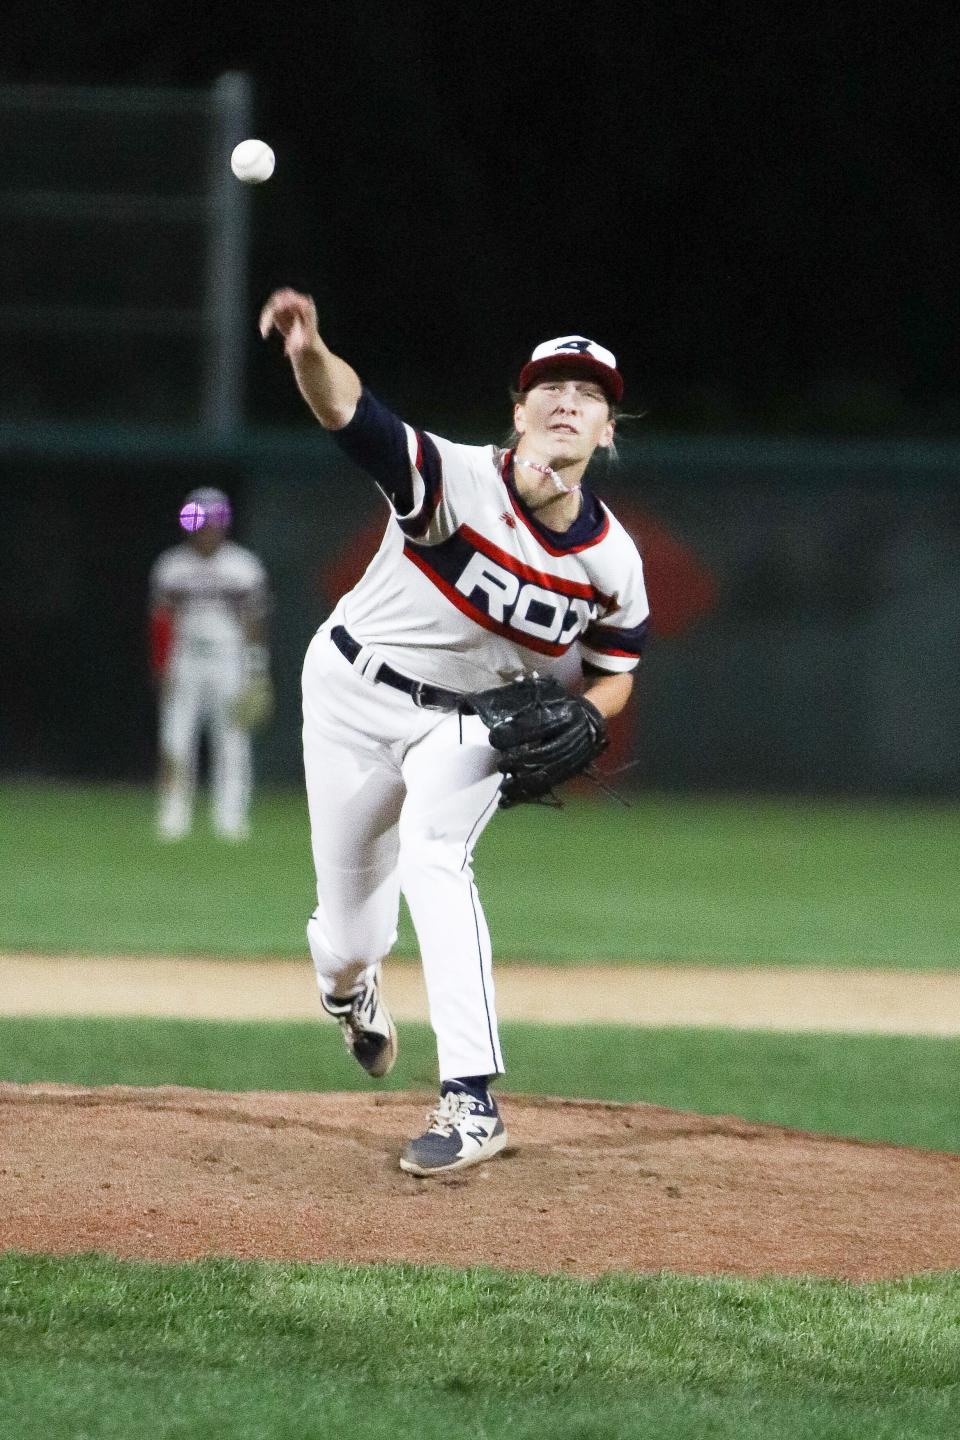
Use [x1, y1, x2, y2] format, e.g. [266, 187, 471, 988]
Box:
[259, 288, 320, 357]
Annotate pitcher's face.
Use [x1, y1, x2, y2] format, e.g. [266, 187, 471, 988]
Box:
[514, 376, 614, 467]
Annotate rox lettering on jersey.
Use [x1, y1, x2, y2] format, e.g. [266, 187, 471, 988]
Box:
[403, 524, 611, 656]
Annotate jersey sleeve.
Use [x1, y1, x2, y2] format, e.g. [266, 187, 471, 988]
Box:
[579, 544, 651, 674]
[328, 386, 445, 537]
[148, 550, 176, 606]
[236, 552, 272, 619]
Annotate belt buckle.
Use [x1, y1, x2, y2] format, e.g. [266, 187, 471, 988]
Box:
[411, 682, 427, 708]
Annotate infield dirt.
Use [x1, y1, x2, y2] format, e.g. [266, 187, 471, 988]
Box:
[3, 1082, 959, 1281]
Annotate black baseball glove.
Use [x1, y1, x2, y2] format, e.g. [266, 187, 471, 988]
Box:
[466, 674, 609, 807]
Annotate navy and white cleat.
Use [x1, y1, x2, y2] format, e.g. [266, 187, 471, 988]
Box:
[400, 1085, 507, 1176]
[321, 970, 397, 1078]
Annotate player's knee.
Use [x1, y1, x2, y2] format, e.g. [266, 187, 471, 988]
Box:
[306, 912, 394, 975]
[159, 752, 189, 785]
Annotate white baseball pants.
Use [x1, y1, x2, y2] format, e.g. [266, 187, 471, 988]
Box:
[157, 647, 251, 840]
[301, 626, 504, 1082]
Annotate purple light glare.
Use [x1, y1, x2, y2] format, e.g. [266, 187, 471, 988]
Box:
[179, 502, 206, 532]
[179, 500, 232, 532]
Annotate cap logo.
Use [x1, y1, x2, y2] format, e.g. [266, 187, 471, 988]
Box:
[517, 334, 624, 402]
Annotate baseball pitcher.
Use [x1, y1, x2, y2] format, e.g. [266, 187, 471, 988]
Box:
[260, 290, 649, 1175]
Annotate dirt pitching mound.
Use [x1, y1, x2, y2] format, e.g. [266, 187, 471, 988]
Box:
[2, 1083, 958, 1280]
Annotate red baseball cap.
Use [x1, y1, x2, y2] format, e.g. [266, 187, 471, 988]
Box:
[517, 335, 624, 404]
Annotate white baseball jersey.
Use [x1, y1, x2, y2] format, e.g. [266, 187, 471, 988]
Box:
[149, 541, 269, 659]
[328, 388, 650, 691]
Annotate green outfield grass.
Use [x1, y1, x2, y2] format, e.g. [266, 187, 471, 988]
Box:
[3, 781, 958, 966]
[5, 783, 958, 1440]
[3, 1016, 958, 1152]
[1, 1254, 958, 1440]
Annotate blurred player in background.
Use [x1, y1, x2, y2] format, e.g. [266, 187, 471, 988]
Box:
[148, 487, 273, 841]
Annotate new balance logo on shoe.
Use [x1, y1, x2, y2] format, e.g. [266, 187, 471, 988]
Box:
[360, 988, 377, 1022]
[399, 1089, 507, 1176]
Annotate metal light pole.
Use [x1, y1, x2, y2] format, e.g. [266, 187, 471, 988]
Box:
[201, 72, 253, 437]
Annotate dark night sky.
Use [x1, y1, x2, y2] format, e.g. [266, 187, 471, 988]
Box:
[4, 0, 958, 433]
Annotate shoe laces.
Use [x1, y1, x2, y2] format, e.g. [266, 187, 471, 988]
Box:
[425, 1090, 473, 1137]
[326, 983, 376, 1031]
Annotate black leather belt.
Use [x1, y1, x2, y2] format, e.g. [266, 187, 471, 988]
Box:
[330, 625, 463, 711]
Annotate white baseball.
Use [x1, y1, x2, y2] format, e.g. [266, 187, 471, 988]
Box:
[230, 139, 275, 184]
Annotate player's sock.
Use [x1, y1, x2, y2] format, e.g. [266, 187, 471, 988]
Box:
[442, 1075, 494, 1107]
